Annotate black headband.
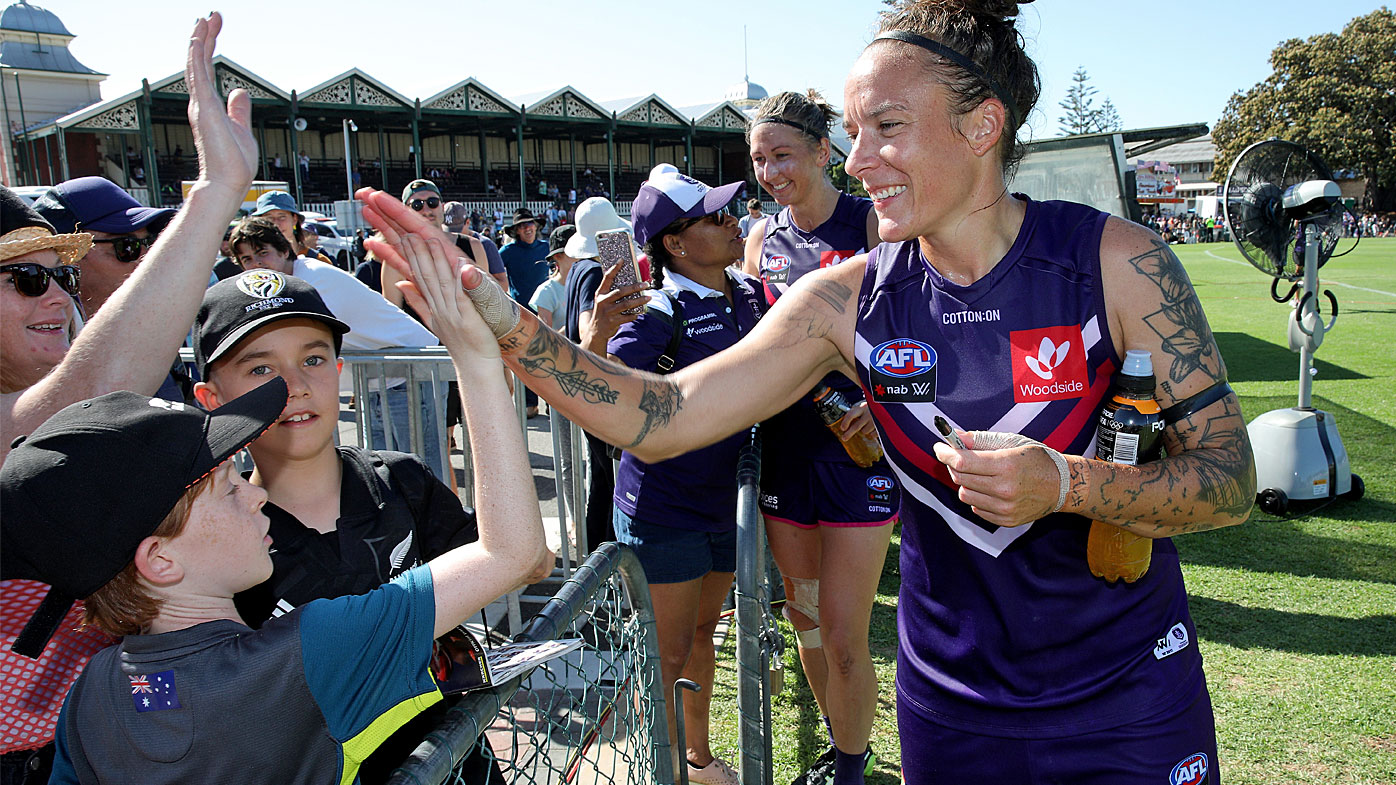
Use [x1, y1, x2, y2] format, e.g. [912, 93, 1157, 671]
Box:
[754, 117, 824, 141]
[873, 30, 1020, 131]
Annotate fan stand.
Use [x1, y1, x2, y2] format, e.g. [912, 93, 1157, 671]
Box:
[1245, 221, 1363, 514]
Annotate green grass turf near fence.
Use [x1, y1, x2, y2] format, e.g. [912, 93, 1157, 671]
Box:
[708, 238, 1396, 785]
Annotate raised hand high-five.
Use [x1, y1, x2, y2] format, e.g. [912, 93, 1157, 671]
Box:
[186, 13, 256, 196]
[1, 12, 264, 463]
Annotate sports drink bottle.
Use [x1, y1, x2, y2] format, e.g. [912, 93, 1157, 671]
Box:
[1087, 349, 1165, 583]
[811, 384, 884, 468]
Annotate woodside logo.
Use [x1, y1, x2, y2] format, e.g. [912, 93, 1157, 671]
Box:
[1010, 325, 1088, 403]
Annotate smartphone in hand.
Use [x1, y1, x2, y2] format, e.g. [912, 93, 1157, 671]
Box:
[596, 228, 646, 315]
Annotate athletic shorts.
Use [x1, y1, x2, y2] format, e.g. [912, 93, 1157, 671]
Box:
[898, 686, 1220, 785]
[759, 457, 900, 528]
[612, 507, 737, 584]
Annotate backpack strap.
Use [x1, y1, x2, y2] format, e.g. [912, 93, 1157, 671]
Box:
[655, 290, 684, 374]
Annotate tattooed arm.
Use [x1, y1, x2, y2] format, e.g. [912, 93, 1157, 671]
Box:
[361, 184, 862, 461]
[496, 261, 862, 462]
[938, 221, 1254, 532]
[1071, 219, 1256, 534]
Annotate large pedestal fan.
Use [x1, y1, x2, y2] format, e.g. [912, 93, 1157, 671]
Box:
[1222, 139, 1364, 515]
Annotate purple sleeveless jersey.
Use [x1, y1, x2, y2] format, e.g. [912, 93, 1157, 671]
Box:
[759, 192, 872, 459]
[854, 196, 1206, 737]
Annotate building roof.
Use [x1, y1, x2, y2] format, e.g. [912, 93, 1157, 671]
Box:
[0, 1, 102, 76]
[0, 1, 70, 36]
[724, 77, 767, 105]
[1125, 135, 1216, 166]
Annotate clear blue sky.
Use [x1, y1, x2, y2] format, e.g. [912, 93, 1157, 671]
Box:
[49, 0, 1388, 140]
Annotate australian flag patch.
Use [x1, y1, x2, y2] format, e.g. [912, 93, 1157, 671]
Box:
[129, 670, 181, 712]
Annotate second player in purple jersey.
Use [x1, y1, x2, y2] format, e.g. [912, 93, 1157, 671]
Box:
[744, 91, 898, 785]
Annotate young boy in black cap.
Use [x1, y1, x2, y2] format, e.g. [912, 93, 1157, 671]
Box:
[190, 269, 543, 781]
[2, 236, 549, 782]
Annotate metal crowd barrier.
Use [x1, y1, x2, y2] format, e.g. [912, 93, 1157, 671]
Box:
[386, 543, 672, 785]
[734, 426, 779, 785]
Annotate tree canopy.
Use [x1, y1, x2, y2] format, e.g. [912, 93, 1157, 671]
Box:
[1213, 7, 1395, 208]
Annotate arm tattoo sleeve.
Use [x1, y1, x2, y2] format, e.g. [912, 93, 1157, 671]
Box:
[1093, 395, 1255, 533]
[628, 378, 684, 448]
[1128, 240, 1221, 387]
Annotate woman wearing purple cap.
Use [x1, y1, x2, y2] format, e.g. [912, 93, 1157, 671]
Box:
[598, 164, 759, 785]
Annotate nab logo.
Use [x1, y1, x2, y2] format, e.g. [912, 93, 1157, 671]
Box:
[1169, 753, 1209, 785]
[766, 254, 791, 272]
[1009, 325, 1088, 403]
[871, 339, 936, 379]
[867, 476, 894, 492]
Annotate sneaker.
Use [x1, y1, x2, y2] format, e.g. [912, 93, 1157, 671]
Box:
[791, 746, 875, 785]
[791, 747, 835, 785]
[688, 756, 740, 785]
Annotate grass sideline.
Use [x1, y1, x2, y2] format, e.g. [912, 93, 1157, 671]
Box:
[707, 238, 1396, 785]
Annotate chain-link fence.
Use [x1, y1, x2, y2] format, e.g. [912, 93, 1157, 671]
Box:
[386, 542, 673, 785]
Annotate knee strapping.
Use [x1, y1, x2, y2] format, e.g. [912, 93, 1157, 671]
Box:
[782, 576, 821, 649]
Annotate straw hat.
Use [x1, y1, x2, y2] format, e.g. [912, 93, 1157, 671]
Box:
[1, 188, 91, 264]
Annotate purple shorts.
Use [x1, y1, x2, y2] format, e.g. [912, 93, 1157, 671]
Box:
[898, 686, 1219, 785]
[759, 457, 900, 528]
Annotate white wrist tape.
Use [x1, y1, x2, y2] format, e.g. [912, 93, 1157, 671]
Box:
[966, 430, 1071, 513]
[462, 270, 521, 340]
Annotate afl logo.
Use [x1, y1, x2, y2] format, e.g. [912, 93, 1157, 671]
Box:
[870, 339, 936, 379]
[1169, 753, 1208, 785]
[237, 270, 287, 299]
[867, 476, 894, 492]
[766, 254, 791, 273]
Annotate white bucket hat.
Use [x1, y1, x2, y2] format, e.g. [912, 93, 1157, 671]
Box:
[565, 197, 634, 259]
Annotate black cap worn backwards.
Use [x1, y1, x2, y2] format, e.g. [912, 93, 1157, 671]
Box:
[194, 270, 350, 376]
[0, 379, 288, 657]
[547, 224, 576, 259]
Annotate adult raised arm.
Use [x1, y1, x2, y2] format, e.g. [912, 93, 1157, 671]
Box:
[364, 182, 860, 462]
[0, 13, 256, 464]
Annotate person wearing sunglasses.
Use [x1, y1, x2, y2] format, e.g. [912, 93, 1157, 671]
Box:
[2, 15, 277, 785]
[33, 176, 175, 319]
[398, 180, 508, 292]
[604, 164, 758, 785]
[0, 196, 90, 397]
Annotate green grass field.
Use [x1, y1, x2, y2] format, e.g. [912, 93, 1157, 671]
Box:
[708, 238, 1396, 784]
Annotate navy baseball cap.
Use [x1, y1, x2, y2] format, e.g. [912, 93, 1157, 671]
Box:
[252, 190, 299, 216]
[194, 270, 350, 375]
[630, 164, 743, 247]
[1, 379, 288, 657]
[32, 176, 175, 234]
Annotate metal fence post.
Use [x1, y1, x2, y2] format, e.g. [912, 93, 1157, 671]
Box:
[735, 426, 774, 785]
